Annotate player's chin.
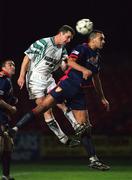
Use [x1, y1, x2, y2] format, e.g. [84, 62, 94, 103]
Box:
[63, 42, 67, 46]
[64, 41, 69, 45]
[99, 46, 104, 49]
[12, 70, 15, 74]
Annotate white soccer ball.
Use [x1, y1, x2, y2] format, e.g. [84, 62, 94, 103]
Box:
[76, 18, 93, 35]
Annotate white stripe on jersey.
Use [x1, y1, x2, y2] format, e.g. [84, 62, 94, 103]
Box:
[25, 37, 67, 75]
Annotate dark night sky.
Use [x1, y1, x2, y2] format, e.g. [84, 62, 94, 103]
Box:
[0, 0, 131, 58]
[0, 0, 132, 134]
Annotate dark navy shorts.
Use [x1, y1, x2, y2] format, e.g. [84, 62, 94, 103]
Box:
[50, 78, 87, 110]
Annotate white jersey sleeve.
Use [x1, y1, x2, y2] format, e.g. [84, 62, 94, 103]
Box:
[24, 38, 47, 61]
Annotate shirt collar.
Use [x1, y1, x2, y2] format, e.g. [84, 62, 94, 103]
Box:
[1, 69, 10, 77]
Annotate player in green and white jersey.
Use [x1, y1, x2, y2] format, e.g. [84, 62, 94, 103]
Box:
[17, 25, 80, 146]
[25, 36, 68, 99]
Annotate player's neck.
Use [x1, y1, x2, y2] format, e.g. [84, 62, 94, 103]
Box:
[54, 35, 62, 48]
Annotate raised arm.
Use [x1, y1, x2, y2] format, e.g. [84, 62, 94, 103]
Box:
[67, 57, 92, 80]
[0, 98, 17, 115]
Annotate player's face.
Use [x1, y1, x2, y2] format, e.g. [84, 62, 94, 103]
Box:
[94, 33, 105, 49]
[3, 60, 15, 76]
[59, 31, 73, 45]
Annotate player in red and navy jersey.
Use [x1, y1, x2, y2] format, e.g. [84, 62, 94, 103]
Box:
[0, 59, 17, 180]
[55, 30, 110, 170]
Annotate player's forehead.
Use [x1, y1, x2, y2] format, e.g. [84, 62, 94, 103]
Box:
[63, 31, 74, 38]
[5, 60, 15, 66]
[97, 33, 105, 40]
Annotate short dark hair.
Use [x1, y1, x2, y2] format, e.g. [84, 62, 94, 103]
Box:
[58, 25, 75, 36]
[88, 30, 103, 41]
[0, 59, 13, 70]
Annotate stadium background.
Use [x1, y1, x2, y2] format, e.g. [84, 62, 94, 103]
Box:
[0, 0, 132, 161]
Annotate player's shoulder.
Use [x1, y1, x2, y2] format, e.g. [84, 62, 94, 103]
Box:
[36, 37, 49, 46]
[0, 75, 9, 88]
[40, 37, 55, 47]
[75, 43, 88, 50]
[73, 43, 89, 55]
[0, 74, 7, 80]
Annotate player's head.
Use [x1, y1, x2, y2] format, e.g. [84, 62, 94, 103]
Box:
[55, 25, 75, 46]
[87, 30, 105, 49]
[0, 59, 15, 76]
[58, 25, 75, 36]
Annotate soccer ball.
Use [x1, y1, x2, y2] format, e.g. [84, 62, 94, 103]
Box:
[76, 18, 93, 35]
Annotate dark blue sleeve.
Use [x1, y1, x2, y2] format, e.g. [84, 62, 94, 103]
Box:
[0, 78, 10, 98]
[70, 45, 84, 58]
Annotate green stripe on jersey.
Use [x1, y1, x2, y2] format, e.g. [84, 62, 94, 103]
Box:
[39, 38, 47, 46]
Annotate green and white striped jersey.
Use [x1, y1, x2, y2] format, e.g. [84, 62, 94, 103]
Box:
[25, 36, 68, 75]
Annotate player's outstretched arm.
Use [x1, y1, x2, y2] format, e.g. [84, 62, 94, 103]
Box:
[92, 73, 110, 111]
[67, 57, 92, 80]
[0, 98, 17, 115]
[17, 55, 30, 89]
